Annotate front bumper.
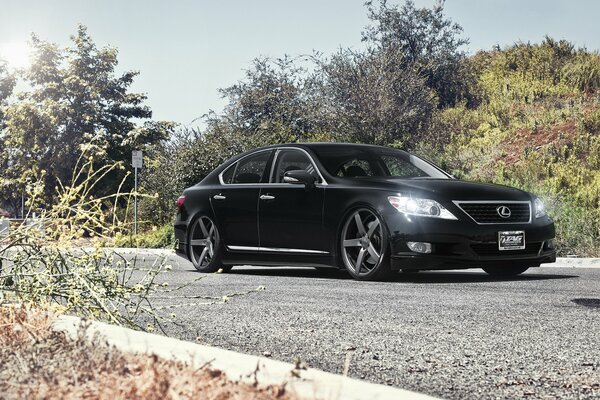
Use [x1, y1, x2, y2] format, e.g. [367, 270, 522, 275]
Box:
[384, 211, 556, 271]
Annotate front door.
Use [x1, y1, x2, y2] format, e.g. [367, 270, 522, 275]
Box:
[258, 149, 327, 254]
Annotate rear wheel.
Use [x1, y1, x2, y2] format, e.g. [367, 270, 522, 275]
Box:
[483, 265, 531, 277]
[188, 216, 223, 272]
[340, 208, 391, 281]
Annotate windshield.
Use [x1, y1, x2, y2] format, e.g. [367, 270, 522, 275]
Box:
[312, 145, 450, 179]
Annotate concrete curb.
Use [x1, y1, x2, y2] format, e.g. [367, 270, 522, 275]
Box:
[543, 257, 600, 269]
[52, 315, 437, 400]
[93, 247, 176, 255]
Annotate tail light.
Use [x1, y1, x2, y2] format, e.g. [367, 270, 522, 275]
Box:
[177, 196, 186, 212]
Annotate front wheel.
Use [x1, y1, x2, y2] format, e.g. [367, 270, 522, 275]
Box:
[188, 216, 223, 272]
[340, 208, 392, 281]
[482, 265, 531, 277]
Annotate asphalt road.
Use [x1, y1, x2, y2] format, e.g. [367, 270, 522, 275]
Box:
[141, 254, 599, 399]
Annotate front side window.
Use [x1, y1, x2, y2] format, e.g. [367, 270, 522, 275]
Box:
[271, 149, 320, 183]
[223, 151, 271, 184]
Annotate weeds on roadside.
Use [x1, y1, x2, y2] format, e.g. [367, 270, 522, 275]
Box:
[0, 150, 266, 330]
[0, 153, 173, 329]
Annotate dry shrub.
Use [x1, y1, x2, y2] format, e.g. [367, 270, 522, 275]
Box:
[0, 306, 292, 400]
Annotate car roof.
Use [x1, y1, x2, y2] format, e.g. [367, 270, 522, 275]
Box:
[256, 142, 402, 152]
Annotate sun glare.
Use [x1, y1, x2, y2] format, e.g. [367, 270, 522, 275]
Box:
[0, 42, 31, 69]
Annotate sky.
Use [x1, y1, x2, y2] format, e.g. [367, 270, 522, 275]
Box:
[1, 0, 599, 128]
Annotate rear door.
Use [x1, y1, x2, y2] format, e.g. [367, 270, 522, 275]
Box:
[211, 150, 272, 249]
[258, 148, 328, 254]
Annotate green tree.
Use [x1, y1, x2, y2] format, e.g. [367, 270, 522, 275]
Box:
[218, 56, 319, 143]
[0, 60, 15, 116]
[315, 48, 434, 146]
[363, 0, 472, 107]
[0, 60, 17, 214]
[0, 25, 174, 209]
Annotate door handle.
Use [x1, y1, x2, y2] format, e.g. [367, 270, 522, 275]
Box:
[213, 194, 226, 200]
[259, 194, 275, 200]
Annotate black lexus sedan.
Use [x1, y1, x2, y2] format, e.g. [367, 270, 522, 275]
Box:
[174, 143, 556, 280]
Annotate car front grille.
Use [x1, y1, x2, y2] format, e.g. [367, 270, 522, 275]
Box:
[455, 202, 531, 224]
[471, 242, 542, 257]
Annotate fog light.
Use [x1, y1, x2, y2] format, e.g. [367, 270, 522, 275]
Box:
[407, 242, 432, 254]
[546, 239, 555, 250]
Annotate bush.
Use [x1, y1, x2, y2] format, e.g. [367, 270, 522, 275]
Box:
[113, 224, 175, 249]
[581, 108, 600, 134]
[550, 199, 600, 256]
[562, 52, 600, 92]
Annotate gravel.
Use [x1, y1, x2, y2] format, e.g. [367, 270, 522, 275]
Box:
[145, 255, 600, 399]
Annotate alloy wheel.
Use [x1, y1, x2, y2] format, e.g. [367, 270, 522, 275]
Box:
[341, 209, 385, 277]
[189, 216, 218, 269]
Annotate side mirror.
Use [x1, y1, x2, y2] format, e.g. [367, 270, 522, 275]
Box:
[283, 170, 317, 189]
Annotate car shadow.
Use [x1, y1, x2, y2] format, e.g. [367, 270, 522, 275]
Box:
[225, 267, 578, 283]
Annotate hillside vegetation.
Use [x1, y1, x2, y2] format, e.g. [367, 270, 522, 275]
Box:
[435, 38, 600, 255]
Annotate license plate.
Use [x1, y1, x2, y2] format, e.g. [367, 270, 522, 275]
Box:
[498, 231, 525, 250]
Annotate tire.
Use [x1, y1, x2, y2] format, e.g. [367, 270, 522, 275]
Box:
[340, 208, 392, 281]
[482, 265, 531, 277]
[188, 216, 223, 272]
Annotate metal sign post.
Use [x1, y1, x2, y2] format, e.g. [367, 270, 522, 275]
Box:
[132, 150, 143, 236]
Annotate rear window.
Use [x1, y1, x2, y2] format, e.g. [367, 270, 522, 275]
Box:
[222, 150, 271, 184]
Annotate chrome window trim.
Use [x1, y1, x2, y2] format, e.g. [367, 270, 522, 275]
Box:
[218, 149, 274, 186]
[453, 200, 532, 225]
[218, 147, 328, 186]
[268, 147, 328, 186]
[227, 245, 329, 254]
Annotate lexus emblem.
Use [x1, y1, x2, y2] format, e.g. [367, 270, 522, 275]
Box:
[496, 206, 511, 218]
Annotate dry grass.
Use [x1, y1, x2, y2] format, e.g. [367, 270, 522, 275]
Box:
[0, 306, 294, 400]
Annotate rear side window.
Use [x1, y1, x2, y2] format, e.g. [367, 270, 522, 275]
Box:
[223, 151, 271, 184]
[221, 165, 235, 183]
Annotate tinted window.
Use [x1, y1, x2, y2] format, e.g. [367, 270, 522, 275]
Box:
[221, 164, 235, 183]
[272, 150, 320, 183]
[381, 154, 428, 178]
[336, 158, 374, 177]
[225, 151, 271, 184]
[312, 145, 449, 179]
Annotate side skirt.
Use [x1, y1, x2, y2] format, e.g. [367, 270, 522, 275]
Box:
[221, 250, 337, 269]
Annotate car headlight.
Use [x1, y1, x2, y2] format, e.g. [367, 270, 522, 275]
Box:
[534, 197, 546, 218]
[388, 195, 457, 220]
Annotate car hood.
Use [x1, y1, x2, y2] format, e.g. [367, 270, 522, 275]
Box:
[347, 177, 531, 201]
